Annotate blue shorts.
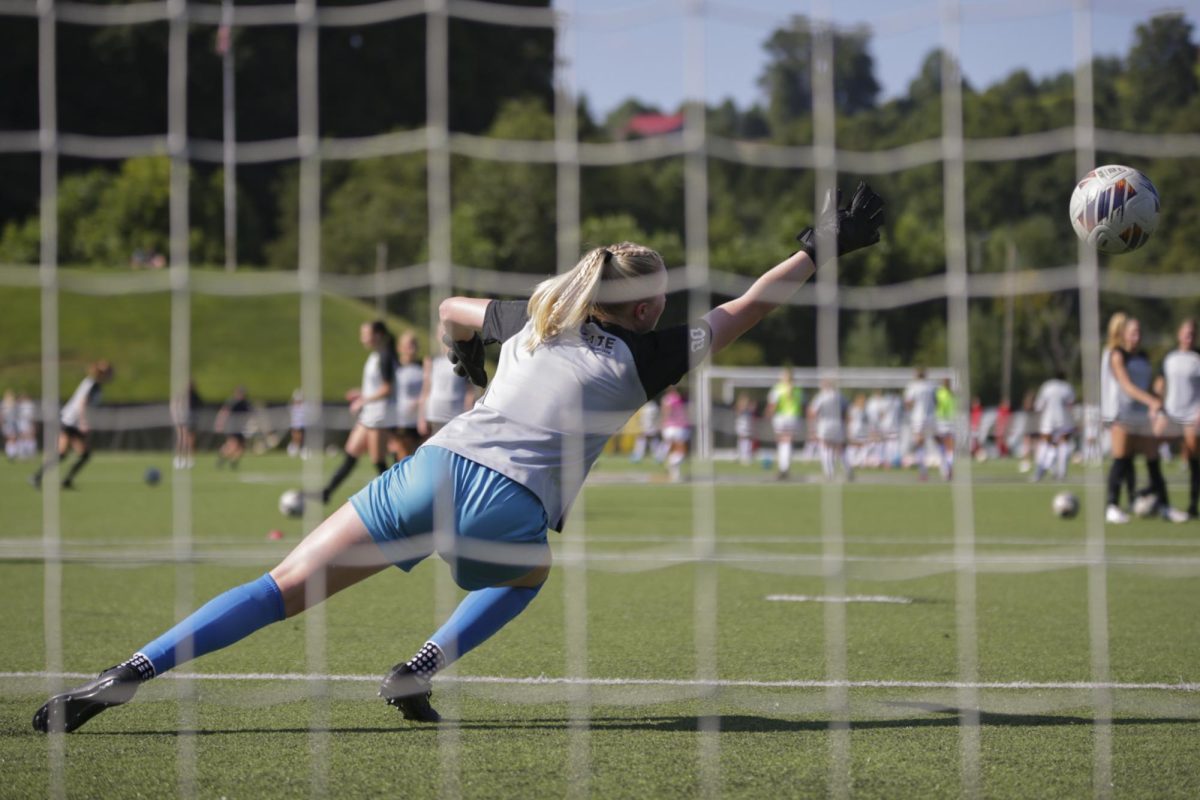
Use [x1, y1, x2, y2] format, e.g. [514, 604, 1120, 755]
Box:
[350, 445, 549, 591]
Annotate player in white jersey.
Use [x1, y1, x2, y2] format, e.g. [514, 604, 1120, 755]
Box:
[1099, 312, 1135, 511]
[31, 360, 114, 490]
[318, 321, 400, 504]
[1157, 319, 1200, 518]
[733, 393, 758, 466]
[808, 379, 853, 481]
[287, 389, 309, 459]
[30, 185, 885, 734]
[1105, 316, 1186, 523]
[629, 398, 663, 463]
[16, 392, 37, 458]
[1031, 372, 1075, 482]
[846, 394, 867, 468]
[420, 330, 475, 439]
[903, 368, 938, 480]
[393, 331, 427, 459]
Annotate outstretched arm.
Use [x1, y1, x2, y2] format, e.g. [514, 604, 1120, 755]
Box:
[439, 297, 490, 341]
[704, 181, 884, 356]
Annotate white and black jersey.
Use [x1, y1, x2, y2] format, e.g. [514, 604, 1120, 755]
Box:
[1, 395, 15, 437]
[395, 361, 424, 429]
[424, 357, 471, 425]
[904, 380, 937, 434]
[16, 397, 36, 434]
[809, 389, 847, 443]
[1035, 378, 1076, 435]
[1100, 347, 1119, 423]
[1162, 349, 1200, 426]
[428, 300, 713, 530]
[1111, 348, 1152, 424]
[60, 377, 101, 430]
[359, 350, 399, 429]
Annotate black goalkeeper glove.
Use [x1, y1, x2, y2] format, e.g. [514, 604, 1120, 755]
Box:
[443, 333, 488, 389]
[795, 180, 885, 267]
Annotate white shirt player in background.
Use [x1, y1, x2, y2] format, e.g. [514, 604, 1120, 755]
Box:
[1031, 372, 1075, 482]
[808, 379, 853, 481]
[1157, 318, 1200, 518]
[846, 393, 868, 469]
[1081, 403, 1103, 466]
[318, 321, 400, 504]
[393, 331, 427, 460]
[419, 328, 476, 438]
[31, 359, 114, 489]
[287, 389, 309, 459]
[16, 391, 37, 459]
[630, 398, 662, 463]
[1106, 315, 1186, 524]
[903, 368, 938, 481]
[733, 393, 757, 466]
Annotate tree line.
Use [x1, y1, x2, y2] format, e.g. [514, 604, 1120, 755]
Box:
[0, 6, 1197, 402]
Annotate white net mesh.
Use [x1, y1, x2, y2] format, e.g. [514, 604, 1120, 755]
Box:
[3, 0, 1199, 796]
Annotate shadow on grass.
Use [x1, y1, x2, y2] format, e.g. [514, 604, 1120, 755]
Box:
[71, 708, 1200, 737]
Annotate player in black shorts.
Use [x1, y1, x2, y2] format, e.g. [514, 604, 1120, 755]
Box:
[31, 360, 113, 490]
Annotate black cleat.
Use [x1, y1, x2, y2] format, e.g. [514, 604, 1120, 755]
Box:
[379, 663, 441, 723]
[32, 664, 141, 733]
[29, 472, 41, 489]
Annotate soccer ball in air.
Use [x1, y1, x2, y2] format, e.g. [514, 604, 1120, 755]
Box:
[1069, 165, 1160, 254]
[1132, 492, 1159, 519]
[1051, 491, 1079, 519]
[278, 489, 305, 518]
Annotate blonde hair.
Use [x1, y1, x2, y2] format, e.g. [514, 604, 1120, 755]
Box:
[1105, 312, 1128, 350]
[525, 242, 664, 351]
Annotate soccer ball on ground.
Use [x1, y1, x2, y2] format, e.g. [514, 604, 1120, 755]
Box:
[1052, 491, 1079, 519]
[144, 467, 161, 486]
[1132, 492, 1159, 519]
[278, 489, 305, 518]
[1069, 165, 1160, 254]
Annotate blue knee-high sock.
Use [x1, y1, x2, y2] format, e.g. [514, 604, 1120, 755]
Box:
[135, 573, 286, 677]
[428, 585, 541, 664]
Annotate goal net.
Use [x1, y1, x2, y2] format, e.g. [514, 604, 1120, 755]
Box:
[1, 0, 1198, 797]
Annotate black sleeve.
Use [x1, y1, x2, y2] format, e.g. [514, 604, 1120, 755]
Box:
[620, 319, 713, 399]
[482, 300, 530, 345]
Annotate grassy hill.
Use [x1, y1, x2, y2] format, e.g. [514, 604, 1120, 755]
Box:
[0, 270, 422, 403]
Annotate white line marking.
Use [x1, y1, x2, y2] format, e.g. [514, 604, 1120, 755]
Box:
[766, 594, 915, 604]
[2, 671, 1197, 693]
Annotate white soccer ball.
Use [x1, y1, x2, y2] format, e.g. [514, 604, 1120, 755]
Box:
[1132, 492, 1159, 519]
[1069, 165, 1160, 254]
[1052, 491, 1079, 519]
[278, 489, 305, 518]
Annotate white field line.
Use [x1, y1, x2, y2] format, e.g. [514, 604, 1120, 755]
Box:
[766, 594, 914, 604]
[2, 671, 1197, 693]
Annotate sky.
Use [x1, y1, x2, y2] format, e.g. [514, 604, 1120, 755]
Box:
[554, 0, 1198, 117]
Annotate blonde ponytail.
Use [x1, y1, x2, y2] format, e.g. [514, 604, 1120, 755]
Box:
[1105, 312, 1128, 350]
[525, 242, 664, 351]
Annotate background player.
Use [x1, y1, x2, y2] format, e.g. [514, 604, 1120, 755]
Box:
[904, 368, 937, 481]
[287, 389, 308, 459]
[171, 380, 202, 470]
[808, 378, 852, 481]
[31, 360, 114, 490]
[1032, 371, 1075, 482]
[934, 378, 956, 480]
[660, 385, 690, 482]
[393, 331, 427, 460]
[765, 368, 803, 479]
[1157, 318, 1200, 519]
[319, 321, 399, 503]
[419, 328, 475, 438]
[734, 392, 757, 466]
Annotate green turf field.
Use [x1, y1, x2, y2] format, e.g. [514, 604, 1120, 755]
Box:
[1, 453, 1198, 798]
